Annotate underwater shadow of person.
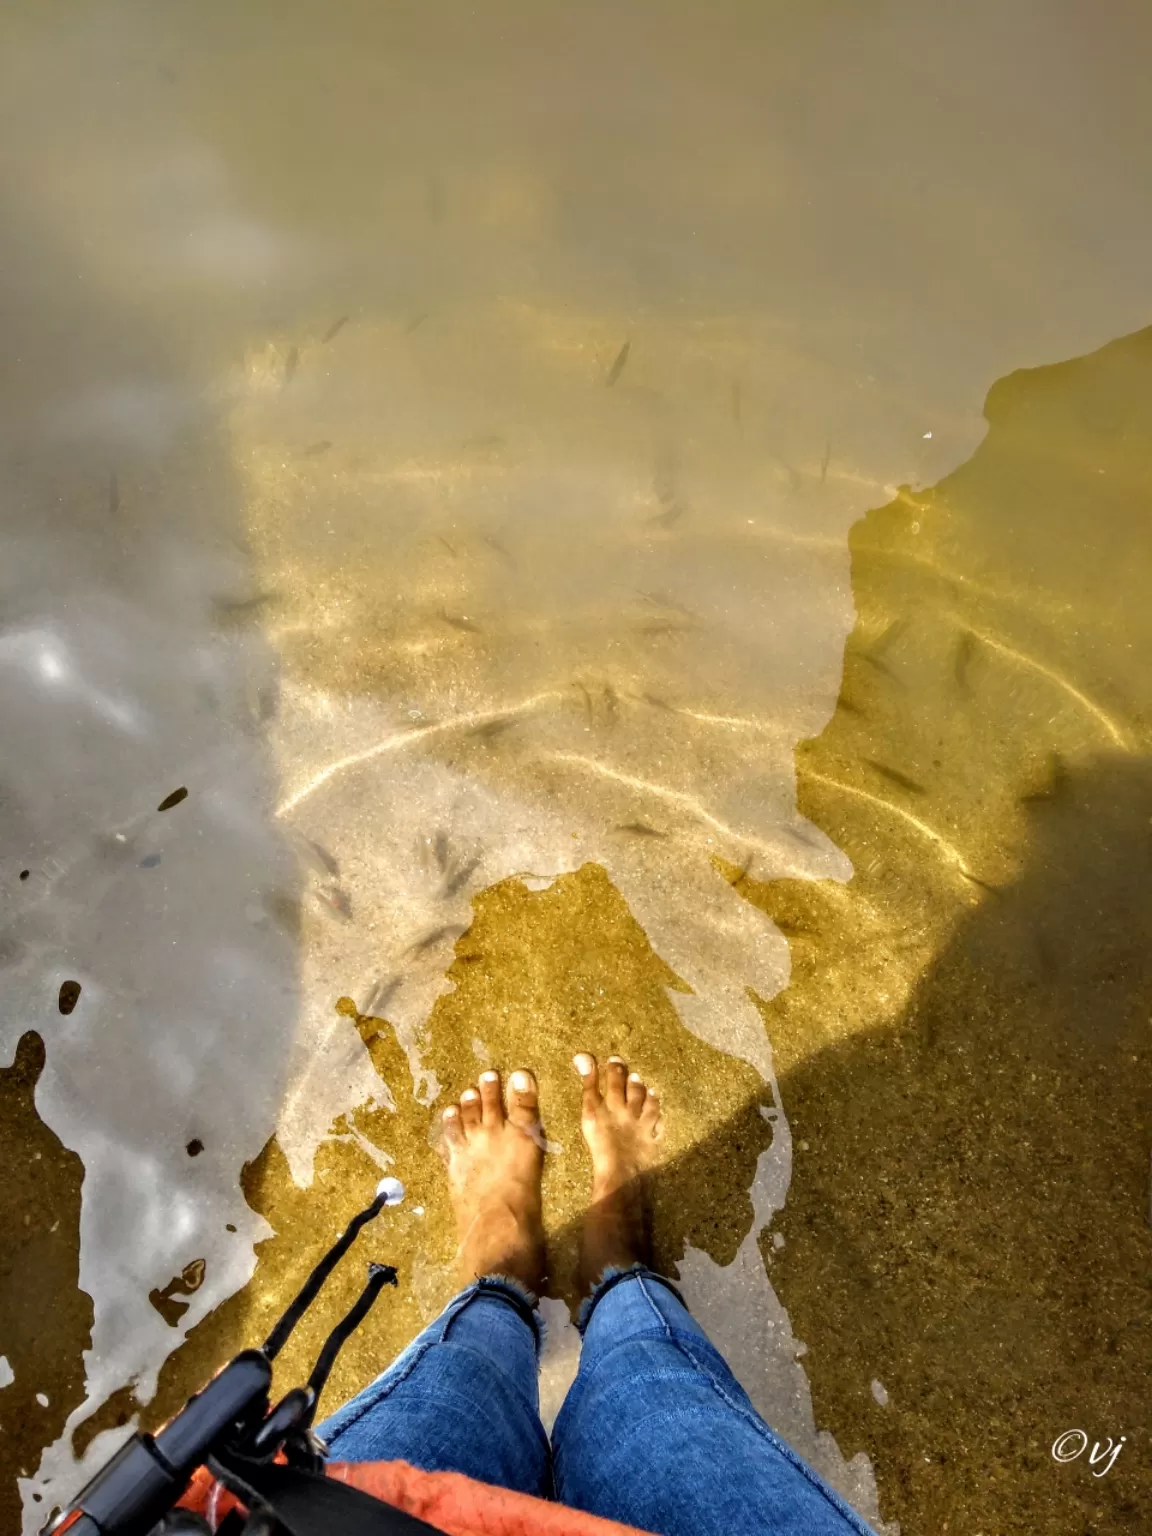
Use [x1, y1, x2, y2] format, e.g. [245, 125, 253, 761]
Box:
[768, 751, 1152, 1536]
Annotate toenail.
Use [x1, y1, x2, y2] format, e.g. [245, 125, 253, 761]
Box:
[629, 1072, 644, 1083]
[480, 1071, 499, 1083]
[573, 1053, 594, 1074]
[510, 1070, 532, 1091]
[462, 1088, 479, 1101]
[443, 1106, 458, 1119]
[608, 1055, 625, 1063]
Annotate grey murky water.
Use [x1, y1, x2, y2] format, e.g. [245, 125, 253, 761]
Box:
[3, 3, 1151, 1531]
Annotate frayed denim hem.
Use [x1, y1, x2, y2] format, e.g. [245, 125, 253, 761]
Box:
[575, 1263, 687, 1334]
[468, 1273, 546, 1349]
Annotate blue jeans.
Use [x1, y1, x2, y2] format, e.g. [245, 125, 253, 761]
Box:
[317, 1268, 876, 1536]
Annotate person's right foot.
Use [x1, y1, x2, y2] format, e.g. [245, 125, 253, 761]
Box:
[573, 1052, 663, 1293]
[441, 1068, 546, 1295]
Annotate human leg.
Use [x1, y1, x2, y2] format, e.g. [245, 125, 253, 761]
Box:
[551, 1055, 875, 1536]
[317, 1275, 548, 1494]
[317, 1070, 552, 1497]
[554, 1267, 875, 1536]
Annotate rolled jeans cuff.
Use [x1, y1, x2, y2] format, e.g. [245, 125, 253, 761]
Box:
[470, 1273, 545, 1347]
[575, 1263, 686, 1334]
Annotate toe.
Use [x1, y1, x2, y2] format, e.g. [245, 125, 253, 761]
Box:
[574, 1052, 601, 1119]
[459, 1086, 482, 1130]
[605, 1055, 628, 1108]
[506, 1069, 540, 1130]
[626, 1071, 648, 1115]
[478, 1069, 504, 1125]
[441, 1104, 465, 1146]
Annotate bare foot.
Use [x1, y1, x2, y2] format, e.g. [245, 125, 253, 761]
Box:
[441, 1069, 545, 1293]
[574, 1052, 663, 1293]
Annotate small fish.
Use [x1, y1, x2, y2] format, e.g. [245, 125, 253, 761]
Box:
[865, 760, 926, 795]
[653, 450, 677, 508]
[774, 918, 814, 939]
[780, 822, 824, 851]
[109, 471, 120, 516]
[953, 630, 978, 693]
[363, 977, 402, 1017]
[616, 821, 669, 839]
[139, 854, 162, 869]
[157, 787, 189, 812]
[405, 311, 429, 334]
[856, 649, 902, 687]
[321, 316, 349, 344]
[820, 442, 831, 484]
[433, 830, 450, 872]
[603, 685, 620, 726]
[726, 853, 754, 887]
[301, 440, 333, 457]
[481, 533, 515, 567]
[469, 716, 515, 740]
[264, 892, 302, 937]
[731, 379, 742, 428]
[605, 340, 630, 387]
[638, 692, 676, 713]
[436, 535, 459, 558]
[1034, 932, 1057, 979]
[0, 929, 25, 969]
[283, 346, 300, 385]
[212, 591, 277, 625]
[255, 682, 279, 723]
[869, 618, 908, 658]
[575, 682, 594, 724]
[314, 886, 353, 922]
[409, 923, 466, 956]
[637, 620, 697, 637]
[648, 502, 684, 529]
[1020, 753, 1069, 804]
[638, 589, 694, 617]
[442, 855, 481, 898]
[292, 833, 340, 879]
[959, 868, 1000, 896]
[439, 609, 481, 633]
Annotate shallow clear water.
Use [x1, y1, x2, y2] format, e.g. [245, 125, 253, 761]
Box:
[2, 4, 1150, 1532]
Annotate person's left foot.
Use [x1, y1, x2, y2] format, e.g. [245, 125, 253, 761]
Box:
[441, 1069, 546, 1293]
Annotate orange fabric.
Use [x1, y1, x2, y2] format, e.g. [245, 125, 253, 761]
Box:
[181, 1459, 653, 1536]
